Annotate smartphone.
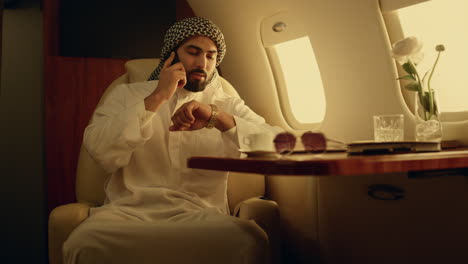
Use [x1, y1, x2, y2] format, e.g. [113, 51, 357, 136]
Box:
[170, 52, 180, 65]
[169, 52, 185, 87]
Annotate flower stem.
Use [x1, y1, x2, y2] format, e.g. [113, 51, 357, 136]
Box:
[427, 51, 442, 119]
[409, 60, 428, 121]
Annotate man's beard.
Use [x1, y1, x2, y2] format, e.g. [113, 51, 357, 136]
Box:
[183, 69, 210, 92]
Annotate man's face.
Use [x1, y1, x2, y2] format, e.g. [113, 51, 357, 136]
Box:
[175, 36, 218, 92]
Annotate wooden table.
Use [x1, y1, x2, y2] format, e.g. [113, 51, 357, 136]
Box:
[187, 149, 468, 177]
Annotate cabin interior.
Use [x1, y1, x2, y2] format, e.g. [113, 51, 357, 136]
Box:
[1, 0, 467, 263]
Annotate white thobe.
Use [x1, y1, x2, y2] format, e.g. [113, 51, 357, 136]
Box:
[63, 79, 281, 263]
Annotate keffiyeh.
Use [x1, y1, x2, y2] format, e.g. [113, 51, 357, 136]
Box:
[148, 17, 226, 82]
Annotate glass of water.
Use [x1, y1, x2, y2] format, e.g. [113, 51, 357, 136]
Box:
[373, 114, 404, 142]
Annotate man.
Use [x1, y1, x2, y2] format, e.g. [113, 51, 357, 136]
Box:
[63, 17, 280, 263]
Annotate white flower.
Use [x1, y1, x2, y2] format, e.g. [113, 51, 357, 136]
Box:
[391, 36, 424, 65]
[391, 36, 446, 121]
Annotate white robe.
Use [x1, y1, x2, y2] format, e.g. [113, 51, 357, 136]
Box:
[63, 79, 281, 263]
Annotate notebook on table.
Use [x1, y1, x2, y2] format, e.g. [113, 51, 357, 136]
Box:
[347, 140, 441, 155]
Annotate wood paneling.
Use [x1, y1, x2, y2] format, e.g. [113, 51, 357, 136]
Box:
[45, 56, 126, 212]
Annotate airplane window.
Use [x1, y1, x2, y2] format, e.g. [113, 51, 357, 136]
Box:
[269, 36, 326, 126]
[398, 0, 468, 112]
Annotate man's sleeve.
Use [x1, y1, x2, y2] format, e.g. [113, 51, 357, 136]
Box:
[83, 83, 156, 173]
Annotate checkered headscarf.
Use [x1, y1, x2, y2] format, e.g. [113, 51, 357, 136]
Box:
[148, 17, 226, 81]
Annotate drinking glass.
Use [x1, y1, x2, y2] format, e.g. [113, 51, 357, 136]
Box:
[373, 114, 404, 142]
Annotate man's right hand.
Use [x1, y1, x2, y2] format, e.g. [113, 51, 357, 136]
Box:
[145, 52, 187, 112]
[154, 51, 187, 100]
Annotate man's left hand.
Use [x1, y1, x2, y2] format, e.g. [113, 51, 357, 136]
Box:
[169, 100, 212, 131]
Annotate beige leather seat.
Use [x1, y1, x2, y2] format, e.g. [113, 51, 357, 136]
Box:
[47, 59, 281, 264]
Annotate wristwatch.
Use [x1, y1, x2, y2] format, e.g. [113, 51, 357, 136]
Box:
[206, 104, 219, 129]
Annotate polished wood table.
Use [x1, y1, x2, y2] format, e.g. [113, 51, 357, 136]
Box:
[188, 149, 468, 177]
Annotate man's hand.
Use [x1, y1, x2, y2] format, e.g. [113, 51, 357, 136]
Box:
[170, 100, 211, 131]
[144, 52, 187, 112]
[156, 52, 187, 99]
[170, 100, 236, 132]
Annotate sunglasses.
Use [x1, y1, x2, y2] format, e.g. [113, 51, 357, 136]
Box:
[273, 131, 336, 154]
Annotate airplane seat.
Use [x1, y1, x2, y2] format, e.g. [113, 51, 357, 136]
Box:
[47, 58, 281, 264]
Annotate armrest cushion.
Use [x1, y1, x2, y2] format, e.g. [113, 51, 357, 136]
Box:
[48, 203, 92, 264]
[234, 197, 281, 264]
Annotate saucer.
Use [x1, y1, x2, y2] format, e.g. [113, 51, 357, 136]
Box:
[238, 149, 279, 158]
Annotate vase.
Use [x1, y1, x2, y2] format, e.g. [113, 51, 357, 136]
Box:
[414, 91, 442, 142]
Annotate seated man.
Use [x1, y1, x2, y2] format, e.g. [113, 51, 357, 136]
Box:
[63, 17, 281, 264]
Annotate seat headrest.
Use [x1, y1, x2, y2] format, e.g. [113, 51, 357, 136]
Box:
[125, 59, 160, 83]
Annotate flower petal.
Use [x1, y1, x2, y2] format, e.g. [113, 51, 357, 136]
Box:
[392, 36, 423, 57]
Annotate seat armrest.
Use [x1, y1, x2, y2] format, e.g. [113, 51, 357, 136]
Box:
[234, 197, 281, 264]
[48, 203, 92, 264]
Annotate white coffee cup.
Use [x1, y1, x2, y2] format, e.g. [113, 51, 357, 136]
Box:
[243, 132, 275, 152]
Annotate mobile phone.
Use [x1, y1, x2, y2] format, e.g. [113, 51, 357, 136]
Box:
[169, 52, 185, 88]
[170, 52, 180, 65]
